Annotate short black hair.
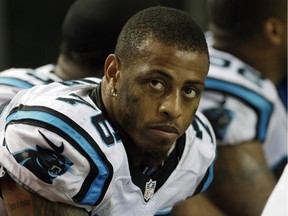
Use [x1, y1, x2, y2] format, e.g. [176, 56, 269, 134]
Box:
[208, 0, 287, 42]
[115, 6, 208, 65]
[60, 0, 159, 71]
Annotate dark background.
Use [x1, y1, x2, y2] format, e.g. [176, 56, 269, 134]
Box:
[0, 0, 208, 71]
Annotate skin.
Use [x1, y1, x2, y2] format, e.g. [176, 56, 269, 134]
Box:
[54, 54, 103, 80]
[1, 178, 89, 216]
[172, 194, 226, 216]
[101, 37, 209, 167]
[1, 178, 34, 216]
[205, 141, 276, 216]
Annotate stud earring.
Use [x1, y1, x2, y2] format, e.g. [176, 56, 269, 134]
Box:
[110, 88, 118, 97]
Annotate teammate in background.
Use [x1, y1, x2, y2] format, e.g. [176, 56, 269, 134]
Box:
[197, 0, 287, 215]
[0, 6, 216, 216]
[0, 0, 159, 107]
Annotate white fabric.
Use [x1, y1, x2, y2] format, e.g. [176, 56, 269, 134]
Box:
[261, 165, 288, 216]
[0, 80, 216, 216]
[0, 64, 60, 106]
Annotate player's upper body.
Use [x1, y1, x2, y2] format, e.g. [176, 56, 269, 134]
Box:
[197, 0, 287, 215]
[0, 79, 216, 215]
[0, 6, 216, 216]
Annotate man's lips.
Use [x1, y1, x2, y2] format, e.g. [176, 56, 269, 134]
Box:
[149, 125, 180, 140]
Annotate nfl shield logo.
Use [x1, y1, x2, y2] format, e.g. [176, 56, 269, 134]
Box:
[144, 179, 157, 201]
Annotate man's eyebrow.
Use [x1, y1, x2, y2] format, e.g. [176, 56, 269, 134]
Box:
[185, 80, 205, 86]
[146, 69, 173, 79]
[146, 69, 205, 86]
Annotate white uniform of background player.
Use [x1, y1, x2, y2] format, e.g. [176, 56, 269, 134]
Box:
[199, 35, 287, 176]
[0, 64, 59, 106]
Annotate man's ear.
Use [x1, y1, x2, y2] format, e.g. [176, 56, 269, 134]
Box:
[104, 54, 122, 87]
[263, 17, 286, 46]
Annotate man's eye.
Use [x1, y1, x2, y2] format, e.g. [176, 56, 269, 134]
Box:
[183, 88, 197, 99]
[150, 80, 165, 91]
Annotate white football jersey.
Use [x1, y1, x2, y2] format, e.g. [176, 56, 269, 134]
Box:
[0, 80, 216, 216]
[261, 164, 288, 216]
[0, 64, 60, 106]
[199, 33, 287, 172]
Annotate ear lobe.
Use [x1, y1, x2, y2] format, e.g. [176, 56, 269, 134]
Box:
[264, 17, 285, 46]
[104, 54, 121, 86]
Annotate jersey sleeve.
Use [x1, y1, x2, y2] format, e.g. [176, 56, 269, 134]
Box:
[199, 82, 273, 145]
[0, 65, 59, 106]
[198, 48, 274, 146]
[192, 111, 216, 194]
[0, 82, 113, 212]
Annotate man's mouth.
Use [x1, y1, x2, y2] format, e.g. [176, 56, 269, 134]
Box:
[149, 125, 180, 141]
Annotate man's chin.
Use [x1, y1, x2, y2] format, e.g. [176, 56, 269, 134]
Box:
[140, 147, 170, 167]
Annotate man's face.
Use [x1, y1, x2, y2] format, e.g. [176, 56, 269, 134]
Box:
[113, 39, 209, 161]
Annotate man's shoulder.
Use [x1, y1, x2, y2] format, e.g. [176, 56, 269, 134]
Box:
[5, 79, 100, 120]
[189, 111, 217, 147]
[0, 64, 60, 86]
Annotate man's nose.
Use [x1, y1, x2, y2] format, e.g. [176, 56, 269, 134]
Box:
[158, 92, 182, 119]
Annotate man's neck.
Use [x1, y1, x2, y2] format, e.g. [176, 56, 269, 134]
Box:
[54, 54, 100, 80]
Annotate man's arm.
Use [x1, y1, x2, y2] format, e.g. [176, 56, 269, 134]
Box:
[172, 193, 226, 216]
[206, 141, 276, 216]
[1, 178, 89, 216]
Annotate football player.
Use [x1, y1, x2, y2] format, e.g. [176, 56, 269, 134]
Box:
[0, 6, 217, 216]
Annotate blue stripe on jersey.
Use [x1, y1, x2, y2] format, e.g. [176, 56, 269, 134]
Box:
[6, 109, 110, 205]
[193, 115, 215, 144]
[201, 163, 214, 192]
[205, 77, 273, 141]
[0, 77, 34, 88]
[155, 209, 172, 215]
